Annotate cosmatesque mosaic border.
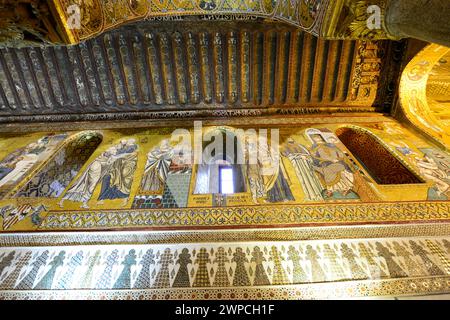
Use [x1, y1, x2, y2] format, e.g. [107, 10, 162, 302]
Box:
[0, 235, 450, 300]
[2, 223, 450, 247]
[1, 277, 450, 300]
[37, 201, 450, 231]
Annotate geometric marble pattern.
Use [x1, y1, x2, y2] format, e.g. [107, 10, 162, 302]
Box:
[1, 237, 449, 294]
[38, 201, 450, 231]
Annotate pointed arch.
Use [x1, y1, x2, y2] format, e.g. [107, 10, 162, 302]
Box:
[14, 131, 103, 198]
[335, 126, 423, 185]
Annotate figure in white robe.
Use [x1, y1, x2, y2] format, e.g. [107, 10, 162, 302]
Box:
[60, 148, 114, 208]
[281, 138, 324, 201]
[140, 139, 174, 193]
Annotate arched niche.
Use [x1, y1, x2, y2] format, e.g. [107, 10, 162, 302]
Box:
[335, 127, 423, 185]
[194, 127, 247, 194]
[14, 131, 103, 198]
[399, 43, 450, 149]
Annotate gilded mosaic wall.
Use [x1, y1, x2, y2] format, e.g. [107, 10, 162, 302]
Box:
[0, 118, 448, 232]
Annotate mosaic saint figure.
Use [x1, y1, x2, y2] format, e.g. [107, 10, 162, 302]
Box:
[134, 249, 155, 289]
[141, 139, 174, 192]
[251, 247, 270, 286]
[34, 250, 66, 289]
[245, 137, 266, 203]
[152, 248, 173, 288]
[15, 250, 49, 290]
[212, 247, 230, 287]
[0, 251, 32, 290]
[98, 139, 138, 204]
[415, 149, 450, 200]
[232, 247, 250, 286]
[193, 248, 211, 287]
[375, 242, 408, 278]
[306, 129, 358, 199]
[245, 135, 294, 203]
[113, 249, 137, 289]
[60, 148, 115, 208]
[281, 138, 324, 201]
[0, 134, 66, 188]
[173, 248, 192, 288]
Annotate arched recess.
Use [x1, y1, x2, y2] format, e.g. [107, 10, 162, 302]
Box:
[14, 131, 103, 198]
[194, 127, 247, 194]
[335, 126, 423, 185]
[399, 43, 450, 149]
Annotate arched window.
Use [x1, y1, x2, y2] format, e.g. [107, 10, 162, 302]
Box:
[335, 127, 423, 185]
[194, 129, 246, 194]
[14, 131, 103, 198]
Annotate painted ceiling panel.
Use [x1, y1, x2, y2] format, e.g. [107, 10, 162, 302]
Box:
[0, 20, 402, 122]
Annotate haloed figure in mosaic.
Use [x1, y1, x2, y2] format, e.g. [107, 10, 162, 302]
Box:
[281, 137, 324, 201]
[244, 134, 294, 204]
[140, 139, 174, 193]
[0, 134, 67, 189]
[60, 139, 138, 208]
[98, 139, 138, 206]
[306, 129, 358, 200]
[415, 148, 450, 200]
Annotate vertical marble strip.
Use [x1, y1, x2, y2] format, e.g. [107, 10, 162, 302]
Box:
[145, 32, 164, 105]
[186, 33, 200, 104]
[264, 31, 277, 105]
[299, 34, 316, 103]
[335, 41, 356, 102]
[275, 31, 290, 104]
[253, 32, 264, 105]
[2, 49, 31, 109]
[310, 39, 329, 103]
[286, 31, 303, 103]
[42, 47, 68, 106]
[159, 33, 177, 105]
[0, 84, 7, 110]
[66, 46, 90, 106]
[22, 49, 47, 109]
[57, 47, 82, 107]
[212, 32, 225, 103]
[199, 32, 213, 104]
[11, 49, 40, 109]
[104, 33, 127, 105]
[322, 41, 342, 102]
[240, 31, 251, 103]
[131, 34, 152, 104]
[0, 51, 20, 109]
[118, 34, 139, 105]
[90, 38, 115, 105]
[172, 32, 188, 105]
[78, 42, 101, 106]
[27, 48, 53, 108]
[227, 31, 238, 104]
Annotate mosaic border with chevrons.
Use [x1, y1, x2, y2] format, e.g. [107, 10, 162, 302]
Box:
[38, 201, 450, 231]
